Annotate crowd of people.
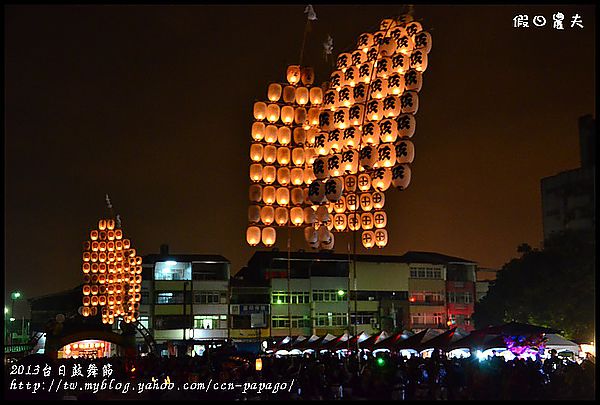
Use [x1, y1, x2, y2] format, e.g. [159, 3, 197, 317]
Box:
[5, 346, 595, 400]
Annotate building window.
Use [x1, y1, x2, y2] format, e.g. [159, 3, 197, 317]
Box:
[448, 292, 472, 304]
[312, 290, 346, 302]
[155, 292, 184, 304]
[271, 291, 310, 304]
[410, 291, 444, 304]
[194, 291, 225, 304]
[154, 315, 191, 330]
[411, 312, 444, 326]
[194, 315, 226, 329]
[350, 312, 375, 325]
[154, 262, 192, 281]
[410, 267, 443, 279]
[271, 316, 310, 329]
[314, 312, 348, 327]
[138, 316, 150, 330]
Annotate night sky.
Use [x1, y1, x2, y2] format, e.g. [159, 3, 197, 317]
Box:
[5, 5, 595, 316]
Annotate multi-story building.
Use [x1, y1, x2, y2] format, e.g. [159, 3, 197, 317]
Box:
[475, 267, 498, 302]
[141, 245, 230, 355]
[541, 115, 595, 243]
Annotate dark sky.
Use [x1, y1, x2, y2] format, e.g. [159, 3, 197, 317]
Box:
[5, 5, 595, 316]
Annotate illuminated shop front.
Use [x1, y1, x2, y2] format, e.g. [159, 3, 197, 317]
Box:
[59, 339, 113, 359]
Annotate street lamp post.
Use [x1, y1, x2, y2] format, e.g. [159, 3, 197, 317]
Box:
[10, 292, 21, 344]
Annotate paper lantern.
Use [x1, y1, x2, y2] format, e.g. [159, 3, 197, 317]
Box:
[301, 67, 315, 85]
[276, 147, 290, 165]
[333, 196, 347, 213]
[262, 166, 276, 184]
[382, 95, 401, 118]
[361, 212, 374, 230]
[353, 83, 368, 103]
[360, 192, 374, 211]
[267, 104, 281, 123]
[291, 187, 305, 205]
[260, 206, 275, 225]
[366, 99, 383, 121]
[366, 47, 378, 63]
[246, 226, 260, 246]
[90, 230, 99, 241]
[389, 25, 406, 42]
[392, 164, 412, 190]
[327, 129, 343, 152]
[323, 90, 338, 110]
[309, 87, 323, 104]
[359, 145, 378, 169]
[290, 207, 304, 226]
[291, 148, 305, 166]
[291, 168, 304, 186]
[338, 87, 354, 108]
[345, 175, 358, 193]
[351, 49, 366, 66]
[357, 63, 372, 84]
[276, 187, 290, 205]
[262, 145, 276, 164]
[377, 143, 396, 168]
[325, 177, 344, 202]
[374, 211, 387, 228]
[357, 32, 374, 51]
[264, 125, 277, 143]
[315, 205, 329, 223]
[262, 227, 276, 246]
[250, 164, 262, 182]
[303, 167, 316, 185]
[414, 31, 432, 54]
[291, 130, 305, 146]
[370, 78, 388, 100]
[277, 167, 290, 185]
[336, 52, 352, 71]
[303, 207, 316, 224]
[277, 127, 292, 145]
[395, 140, 415, 164]
[319, 111, 334, 132]
[326, 154, 342, 177]
[341, 149, 359, 173]
[286, 65, 301, 84]
[312, 156, 328, 180]
[379, 119, 398, 143]
[83, 285, 91, 295]
[346, 193, 358, 211]
[333, 214, 347, 231]
[262, 186, 276, 205]
[380, 17, 397, 30]
[281, 105, 294, 125]
[275, 207, 289, 226]
[391, 53, 409, 74]
[321, 231, 334, 250]
[372, 168, 392, 191]
[307, 108, 320, 128]
[410, 49, 428, 72]
[248, 205, 261, 223]
[362, 122, 380, 145]
[248, 184, 262, 202]
[396, 114, 416, 138]
[396, 87, 416, 115]
[348, 106, 364, 128]
[317, 225, 331, 242]
[253, 102, 267, 121]
[380, 36, 397, 56]
[357, 173, 372, 192]
[395, 35, 414, 55]
[343, 67, 358, 88]
[268, 83, 282, 102]
[308, 180, 326, 204]
[374, 229, 388, 248]
[295, 87, 309, 105]
[304, 226, 318, 243]
[406, 21, 422, 37]
[376, 57, 393, 79]
[348, 213, 360, 231]
[330, 70, 343, 90]
[362, 231, 375, 248]
[372, 191, 385, 209]
[387, 73, 405, 95]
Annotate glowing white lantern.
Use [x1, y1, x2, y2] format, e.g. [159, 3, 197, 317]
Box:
[304, 226, 318, 243]
[372, 191, 385, 209]
[303, 207, 316, 224]
[338, 86, 354, 108]
[303, 167, 316, 184]
[351, 49, 366, 66]
[263, 145, 277, 164]
[309, 87, 323, 105]
[247, 226, 261, 246]
[370, 78, 388, 99]
[379, 119, 398, 143]
[250, 143, 263, 162]
[333, 196, 346, 213]
[371, 167, 392, 191]
[312, 156, 329, 180]
[345, 175, 358, 193]
[361, 212, 374, 230]
[341, 149, 359, 173]
[414, 30, 432, 53]
[374, 229, 388, 248]
[316, 205, 329, 223]
[396, 114, 416, 138]
[342, 127, 361, 150]
[376, 57, 393, 79]
[248, 205, 261, 223]
[359, 145, 378, 169]
[277, 127, 292, 145]
[267, 104, 280, 123]
[410, 49, 428, 72]
[327, 154, 343, 177]
[391, 53, 409, 74]
[294, 127, 307, 144]
[286, 65, 301, 84]
[379, 36, 397, 56]
[290, 207, 304, 226]
[281, 106, 294, 124]
[277, 167, 290, 185]
[291, 167, 304, 186]
[404, 69, 423, 92]
[294, 107, 307, 125]
[389, 26, 406, 42]
[296, 87, 309, 105]
[374, 211, 387, 228]
[387, 73, 405, 95]
[333, 214, 347, 231]
[262, 227, 276, 247]
[249, 184, 262, 202]
[366, 99, 383, 121]
[276, 187, 290, 205]
[304, 147, 317, 164]
[357, 32, 374, 52]
[325, 177, 344, 202]
[348, 213, 360, 231]
[291, 187, 305, 205]
[277, 147, 290, 165]
[250, 164, 263, 182]
[400, 91, 418, 114]
[337, 52, 352, 71]
[268, 83, 282, 102]
[348, 105, 365, 127]
[292, 148, 305, 166]
[323, 90, 338, 110]
[346, 193, 358, 211]
[275, 207, 289, 226]
[343, 67, 358, 88]
[395, 140, 415, 164]
[262, 186, 276, 205]
[307, 108, 319, 128]
[253, 102, 267, 120]
[261, 206, 275, 225]
[321, 231, 334, 250]
[362, 230, 375, 248]
[265, 125, 278, 143]
[262, 166, 276, 184]
[251, 122, 265, 141]
[395, 35, 414, 55]
[380, 18, 396, 31]
[359, 193, 374, 212]
[392, 164, 412, 190]
[330, 70, 343, 90]
[301, 66, 315, 85]
[362, 122, 380, 145]
[327, 130, 343, 153]
[308, 180, 326, 204]
[357, 173, 372, 192]
[357, 63, 372, 84]
[353, 83, 368, 103]
[382, 95, 401, 118]
[377, 143, 396, 168]
[319, 111, 335, 131]
[406, 21, 423, 37]
[365, 47, 378, 63]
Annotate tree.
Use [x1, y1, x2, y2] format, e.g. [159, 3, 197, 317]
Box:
[473, 230, 595, 341]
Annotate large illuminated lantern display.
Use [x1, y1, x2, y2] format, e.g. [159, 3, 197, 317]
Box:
[81, 218, 142, 325]
[247, 14, 432, 250]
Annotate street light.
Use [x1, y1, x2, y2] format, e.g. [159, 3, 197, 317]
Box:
[10, 291, 22, 345]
